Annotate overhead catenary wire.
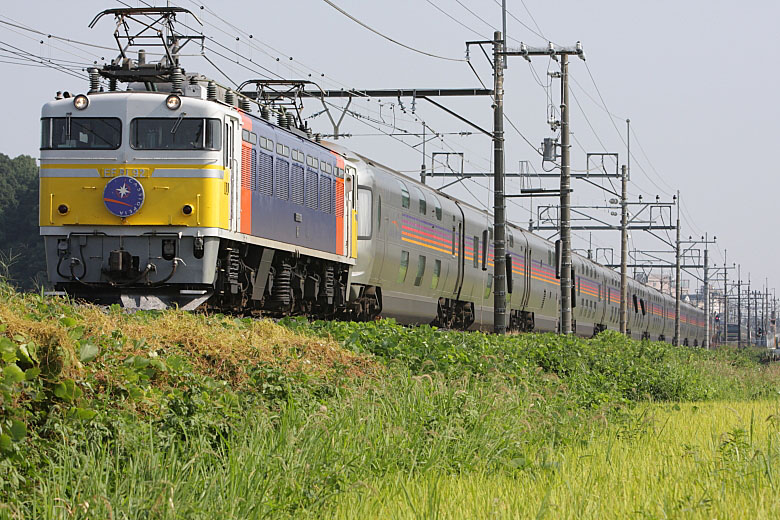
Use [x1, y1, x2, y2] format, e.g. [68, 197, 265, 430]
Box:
[319, 0, 465, 62]
[0, 39, 88, 81]
[424, 0, 490, 40]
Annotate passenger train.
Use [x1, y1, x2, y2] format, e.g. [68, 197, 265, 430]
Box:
[39, 12, 706, 344]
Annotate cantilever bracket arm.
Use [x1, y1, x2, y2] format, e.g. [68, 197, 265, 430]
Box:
[421, 97, 492, 137]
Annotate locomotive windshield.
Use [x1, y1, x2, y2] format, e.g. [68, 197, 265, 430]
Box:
[41, 117, 122, 150]
[130, 118, 221, 151]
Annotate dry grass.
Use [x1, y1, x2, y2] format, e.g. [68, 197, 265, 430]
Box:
[0, 289, 377, 388]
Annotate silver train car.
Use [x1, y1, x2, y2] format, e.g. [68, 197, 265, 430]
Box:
[341, 146, 706, 344]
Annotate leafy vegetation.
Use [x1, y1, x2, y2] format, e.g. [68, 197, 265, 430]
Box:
[1, 282, 780, 518]
[0, 153, 46, 290]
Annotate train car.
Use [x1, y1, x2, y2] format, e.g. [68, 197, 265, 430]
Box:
[335, 142, 706, 343]
[39, 8, 707, 344]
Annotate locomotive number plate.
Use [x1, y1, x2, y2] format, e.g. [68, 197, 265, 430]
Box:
[100, 167, 149, 178]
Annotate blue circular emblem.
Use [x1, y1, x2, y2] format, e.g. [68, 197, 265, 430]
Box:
[103, 176, 145, 217]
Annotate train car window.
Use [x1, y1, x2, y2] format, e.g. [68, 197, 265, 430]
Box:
[276, 143, 289, 157]
[357, 187, 372, 239]
[484, 275, 493, 299]
[377, 194, 382, 231]
[640, 299, 646, 316]
[241, 129, 257, 144]
[432, 259, 441, 289]
[42, 117, 122, 150]
[414, 255, 426, 287]
[411, 186, 425, 214]
[130, 118, 220, 150]
[433, 196, 442, 220]
[451, 227, 456, 255]
[633, 294, 639, 313]
[473, 236, 479, 268]
[398, 251, 409, 284]
[224, 123, 229, 166]
[508, 232, 514, 248]
[398, 181, 410, 208]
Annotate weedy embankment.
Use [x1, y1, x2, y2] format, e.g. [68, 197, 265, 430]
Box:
[2, 281, 780, 518]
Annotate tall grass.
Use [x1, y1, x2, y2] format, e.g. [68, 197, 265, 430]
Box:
[325, 400, 780, 519]
[3, 282, 780, 518]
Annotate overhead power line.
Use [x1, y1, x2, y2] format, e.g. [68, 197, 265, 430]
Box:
[320, 0, 465, 62]
[0, 17, 115, 52]
[424, 0, 490, 40]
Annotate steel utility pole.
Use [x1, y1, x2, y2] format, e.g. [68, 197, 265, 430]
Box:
[674, 191, 681, 345]
[620, 164, 628, 335]
[492, 31, 507, 334]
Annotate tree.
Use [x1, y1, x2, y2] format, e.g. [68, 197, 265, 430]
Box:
[0, 153, 47, 290]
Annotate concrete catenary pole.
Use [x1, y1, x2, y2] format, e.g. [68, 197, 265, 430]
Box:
[492, 31, 507, 334]
[674, 191, 681, 345]
[560, 53, 573, 335]
[620, 164, 628, 335]
[420, 122, 426, 184]
[737, 265, 742, 348]
[723, 249, 728, 342]
[765, 281, 769, 346]
[747, 280, 751, 346]
[704, 245, 710, 348]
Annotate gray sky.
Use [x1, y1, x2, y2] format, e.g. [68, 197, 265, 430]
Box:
[1, 0, 775, 298]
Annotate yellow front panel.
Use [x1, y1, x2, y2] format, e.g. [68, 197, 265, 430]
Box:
[39, 164, 230, 228]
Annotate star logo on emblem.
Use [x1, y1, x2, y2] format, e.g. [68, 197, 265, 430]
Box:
[116, 183, 130, 198]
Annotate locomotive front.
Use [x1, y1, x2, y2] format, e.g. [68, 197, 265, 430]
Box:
[40, 89, 232, 308]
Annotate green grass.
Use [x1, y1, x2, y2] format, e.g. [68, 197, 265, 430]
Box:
[325, 400, 780, 519]
[2, 282, 780, 518]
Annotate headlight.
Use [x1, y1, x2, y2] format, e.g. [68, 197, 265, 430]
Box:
[166, 94, 182, 110]
[57, 204, 69, 215]
[73, 94, 89, 110]
[182, 204, 193, 215]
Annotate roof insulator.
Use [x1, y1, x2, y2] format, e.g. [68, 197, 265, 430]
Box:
[88, 68, 99, 94]
[172, 67, 184, 95]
